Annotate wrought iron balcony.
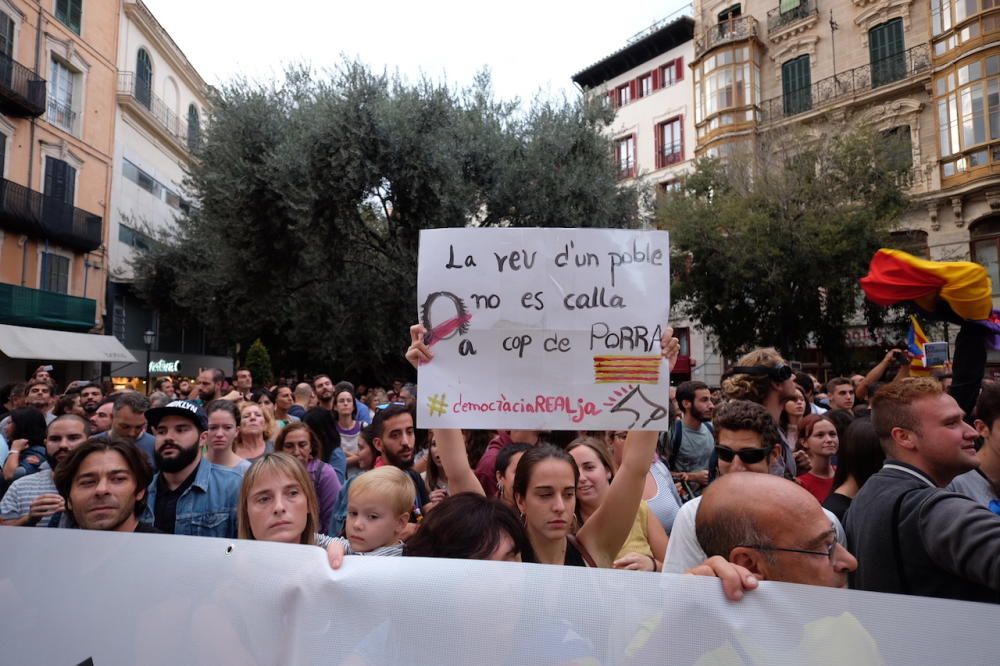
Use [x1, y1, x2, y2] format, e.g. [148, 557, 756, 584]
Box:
[47, 96, 77, 132]
[0, 178, 103, 252]
[695, 16, 759, 58]
[767, 0, 819, 34]
[117, 71, 192, 152]
[0, 282, 96, 331]
[759, 44, 931, 123]
[0, 53, 46, 117]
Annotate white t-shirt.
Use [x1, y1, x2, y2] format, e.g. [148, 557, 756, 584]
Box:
[662, 495, 848, 574]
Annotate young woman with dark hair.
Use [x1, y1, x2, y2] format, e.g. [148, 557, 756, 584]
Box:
[495, 443, 532, 508]
[334, 384, 366, 479]
[275, 422, 342, 532]
[408, 326, 678, 568]
[202, 400, 250, 473]
[403, 492, 529, 561]
[822, 416, 884, 522]
[2, 407, 49, 483]
[796, 414, 839, 502]
[301, 407, 346, 483]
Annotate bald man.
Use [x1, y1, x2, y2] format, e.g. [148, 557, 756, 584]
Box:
[696, 474, 857, 588]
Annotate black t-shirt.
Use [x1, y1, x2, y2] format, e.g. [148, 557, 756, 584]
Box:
[153, 468, 198, 534]
[521, 538, 588, 567]
[822, 492, 852, 525]
[134, 522, 163, 534]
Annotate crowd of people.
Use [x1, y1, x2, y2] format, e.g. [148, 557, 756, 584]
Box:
[1, 321, 998, 606]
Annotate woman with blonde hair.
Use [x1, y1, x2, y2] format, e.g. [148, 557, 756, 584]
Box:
[233, 401, 275, 463]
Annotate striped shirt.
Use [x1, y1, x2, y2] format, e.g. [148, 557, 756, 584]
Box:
[0, 469, 59, 526]
[315, 533, 404, 556]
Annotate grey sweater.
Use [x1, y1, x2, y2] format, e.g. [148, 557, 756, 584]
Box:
[846, 460, 1000, 604]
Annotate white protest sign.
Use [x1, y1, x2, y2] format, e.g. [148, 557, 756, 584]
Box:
[3, 527, 999, 666]
[416, 228, 670, 430]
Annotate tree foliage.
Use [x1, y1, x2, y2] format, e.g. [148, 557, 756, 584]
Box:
[244, 339, 273, 387]
[131, 65, 639, 380]
[658, 125, 912, 371]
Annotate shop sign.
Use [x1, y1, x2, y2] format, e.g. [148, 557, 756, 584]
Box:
[148, 359, 181, 373]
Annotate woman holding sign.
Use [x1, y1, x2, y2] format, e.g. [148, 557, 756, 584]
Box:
[405, 323, 677, 569]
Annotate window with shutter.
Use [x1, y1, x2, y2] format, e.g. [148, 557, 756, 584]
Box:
[782, 55, 812, 116]
[870, 19, 906, 88]
[187, 104, 201, 151]
[136, 49, 152, 109]
[42, 157, 75, 237]
[40, 252, 70, 294]
[55, 0, 82, 35]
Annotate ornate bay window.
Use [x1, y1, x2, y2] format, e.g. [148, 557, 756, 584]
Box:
[694, 44, 762, 145]
[935, 52, 1000, 179]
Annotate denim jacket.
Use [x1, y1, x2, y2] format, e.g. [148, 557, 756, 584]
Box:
[142, 457, 242, 539]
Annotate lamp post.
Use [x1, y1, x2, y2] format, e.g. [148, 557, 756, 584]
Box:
[143, 329, 155, 395]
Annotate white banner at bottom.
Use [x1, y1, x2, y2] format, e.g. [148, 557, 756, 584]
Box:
[0, 527, 997, 665]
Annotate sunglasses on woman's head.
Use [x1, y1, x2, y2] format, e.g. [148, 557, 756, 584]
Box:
[376, 402, 406, 410]
[715, 444, 772, 464]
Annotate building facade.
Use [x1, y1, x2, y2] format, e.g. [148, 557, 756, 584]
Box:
[0, 0, 135, 384]
[105, 0, 229, 391]
[573, 14, 725, 386]
[687, 0, 999, 375]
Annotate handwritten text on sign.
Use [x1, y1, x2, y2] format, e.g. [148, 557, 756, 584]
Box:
[416, 228, 671, 430]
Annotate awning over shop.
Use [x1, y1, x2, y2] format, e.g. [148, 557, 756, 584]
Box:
[0, 324, 136, 363]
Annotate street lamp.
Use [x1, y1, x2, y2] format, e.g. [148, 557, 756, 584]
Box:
[143, 329, 156, 395]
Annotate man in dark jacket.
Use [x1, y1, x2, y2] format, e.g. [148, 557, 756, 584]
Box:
[847, 377, 1000, 603]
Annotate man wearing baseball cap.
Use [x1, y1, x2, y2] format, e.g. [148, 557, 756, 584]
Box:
[141, 400, 243, 538]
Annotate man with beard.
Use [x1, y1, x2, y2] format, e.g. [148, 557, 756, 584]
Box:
[0, 415, 89, 526]
[326, 403, 429, 537]
[89, 399, 114, 435]
[78, 382, 104, 416]
[721, 348, 809, 477]
[313, 375, 336, 410]
[668, 381, 716, 493]
[53, 436, 157, 533]
[371, 404, 429, 528]
[141, 400, 242, 537]
[176, 379, 192, 400]
[193, 368, 225, 406]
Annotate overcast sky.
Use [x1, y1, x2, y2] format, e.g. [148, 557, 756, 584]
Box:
[143, 0, 691, 103]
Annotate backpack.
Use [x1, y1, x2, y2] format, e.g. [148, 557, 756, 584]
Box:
[659, 420, 713, 472]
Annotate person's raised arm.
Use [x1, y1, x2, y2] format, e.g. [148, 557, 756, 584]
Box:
[855, 350, 897, 401]
[577, 327, 679, 568]
[405, 323, 483, 496]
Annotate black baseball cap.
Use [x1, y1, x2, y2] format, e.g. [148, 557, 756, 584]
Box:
[145, 400, 208, 432]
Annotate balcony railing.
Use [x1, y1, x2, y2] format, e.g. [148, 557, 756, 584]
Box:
[0, 178, 103, 252]
[759, 43, 931, 123]
[117, 71, 191, 151]
[0, 282, 96, 331]
[695, 16, 759, 57]
[767, 0, 819, 33]
[47, 96, 76, 132]
[657, 148, 684, 169]
[0, 52, 46, 117]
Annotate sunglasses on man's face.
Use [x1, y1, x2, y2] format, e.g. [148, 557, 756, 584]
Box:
[715, 444, 772, 464]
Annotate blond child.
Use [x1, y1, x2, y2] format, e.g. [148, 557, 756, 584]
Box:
[321, 466, 415, 557]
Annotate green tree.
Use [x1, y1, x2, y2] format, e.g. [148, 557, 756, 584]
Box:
[131, 65, 638, 381]
[244, 339, 274, 387]
[658, 125, 912, 371]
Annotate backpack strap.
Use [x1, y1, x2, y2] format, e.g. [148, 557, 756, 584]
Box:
[667, 419, 684, 471]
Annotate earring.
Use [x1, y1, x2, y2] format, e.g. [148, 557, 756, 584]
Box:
[519, 511, 526, 524]
[496, 480, 504, 497]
